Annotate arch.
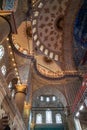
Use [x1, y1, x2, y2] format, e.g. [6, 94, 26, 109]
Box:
[33, 86, 67, 107]
[63, 0, 83, 70]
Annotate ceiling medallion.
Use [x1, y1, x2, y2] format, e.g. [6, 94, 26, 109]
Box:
[55, 16, 64, 31]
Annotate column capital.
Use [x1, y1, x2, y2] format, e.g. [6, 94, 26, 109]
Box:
[24, 102, 32, 109]
[15, 84, 27, 94]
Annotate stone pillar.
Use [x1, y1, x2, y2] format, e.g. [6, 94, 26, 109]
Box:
[23, 102, 32, 128]
[67, 115, 75, 130]
[0, 16, 10, 43]
[24, 60, 33, 129]
[15, 84, 27, 115]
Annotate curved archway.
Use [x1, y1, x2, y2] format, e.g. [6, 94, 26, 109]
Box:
[33, 86, 67, 107]
[73, 0, 87, 66]
[63, 0, 83, 70]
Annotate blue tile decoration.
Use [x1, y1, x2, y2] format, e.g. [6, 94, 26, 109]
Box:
[74, 0, 87, 48]
[74, 0, 87, 66]
[4, 0, 15, 10]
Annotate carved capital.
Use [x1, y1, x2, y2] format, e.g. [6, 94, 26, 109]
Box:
[15, 84, 27, 94]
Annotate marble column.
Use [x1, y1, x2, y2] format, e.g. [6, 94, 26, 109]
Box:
[15, 84, 27, 115]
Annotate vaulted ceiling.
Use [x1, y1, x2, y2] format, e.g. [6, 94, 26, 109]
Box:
[0, 0, 87, 124]
[10, 0, 87, 85]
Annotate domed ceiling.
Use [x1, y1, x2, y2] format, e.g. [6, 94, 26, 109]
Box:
[12, 21, 33, 55]
[11, 0, 86, 80]
[32, 0, 69, 62]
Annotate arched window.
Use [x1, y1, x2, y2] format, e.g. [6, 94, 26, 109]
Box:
[52, 96, 56, 101]
[36, 113, 42, 124]
[0, 45, 4, 60]
[1, 65, 6, 76]
[46, 97, 50, 102]
[56, 113, 62, 124]
[46, 109, 52, 124]
[11, 89, 15, 98]
[8, 82, 12, 89]
[40, 96, 44, 101]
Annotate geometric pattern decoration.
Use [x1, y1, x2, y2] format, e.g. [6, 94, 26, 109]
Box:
[4, 0, 15, 10]
[3, 0, 18, 12]
[32, 0, 69, 61]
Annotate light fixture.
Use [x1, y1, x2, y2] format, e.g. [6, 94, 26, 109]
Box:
[16, 72, 19, 76]
[79, 105, 84, 111]
[13, 63, 16, 66]
[12, 58, 15, 61]
[18, 80, 21, 84]
[76, 112, 80, 117]
[14, 68, 17, 71]
[17, 76, 20, 79]
[10, 52, 13, 55]
[8, 45, 11, 48]
[6, 37, 9, 41]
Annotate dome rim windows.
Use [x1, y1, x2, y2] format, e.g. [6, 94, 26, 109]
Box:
[38, 95, 57, 102]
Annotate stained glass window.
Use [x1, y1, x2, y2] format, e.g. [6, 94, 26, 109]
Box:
[46, 97, 50, 102]
[8, 82, 12, 89]
[40, 96, 44, 101]
[52, 96, 56, 101]
[11, 89, 15, 98]
[56, 113, 62, 124]
[0, 45, 4, 60]
[84, 98, 87, 107]
[36, 113, 42, 124]
[1, 65, 6, 75]
[46, 109, 52, 123]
